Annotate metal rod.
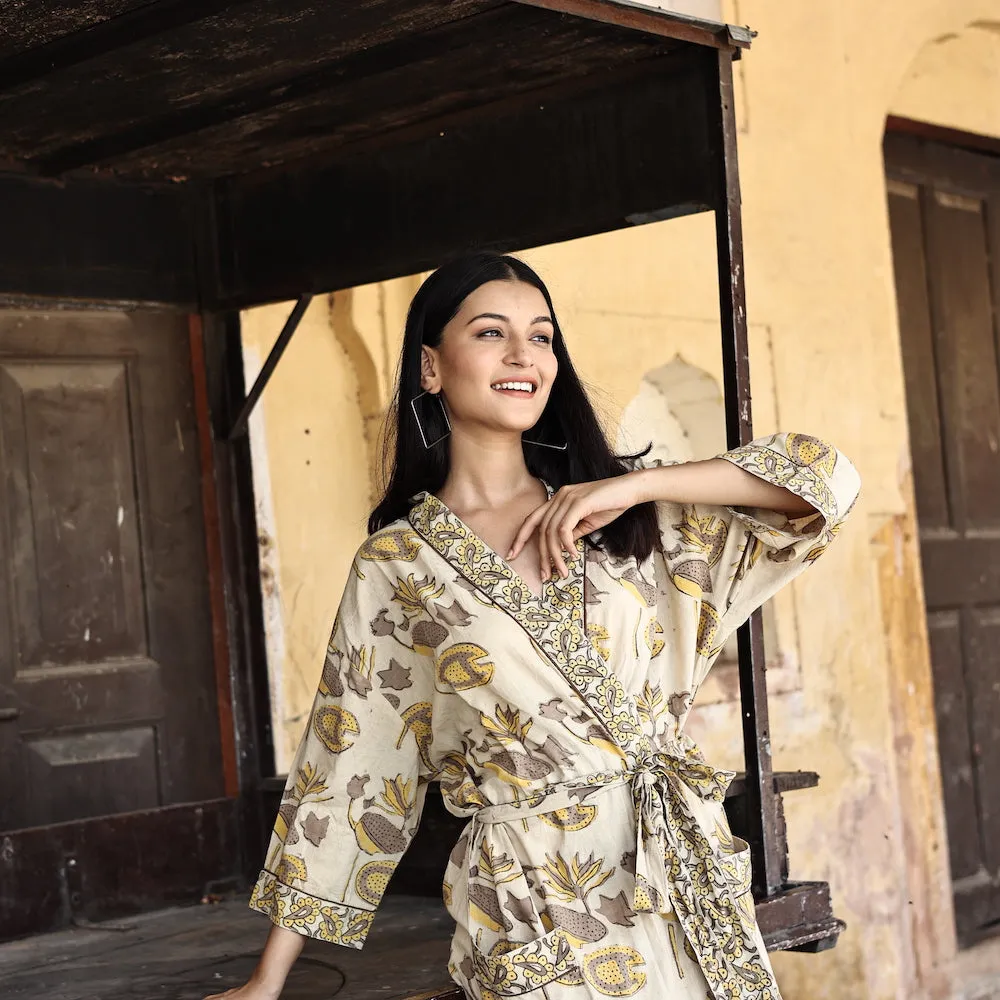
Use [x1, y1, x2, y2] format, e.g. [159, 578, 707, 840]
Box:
[712, 47, 782, 898]
[227, 294, 313, 440]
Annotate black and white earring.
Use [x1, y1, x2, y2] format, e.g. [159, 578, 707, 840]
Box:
[523, 435, 569, 451]
[410, 390, 451, 449]
[523, 416, 568, 451]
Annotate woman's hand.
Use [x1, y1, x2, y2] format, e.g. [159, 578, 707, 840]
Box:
[508, 474, 645, 581]
[508, 460, 816, 582]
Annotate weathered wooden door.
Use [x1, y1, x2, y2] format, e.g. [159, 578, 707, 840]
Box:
[0, 309, 224, 828]
[885, 132, 1000, 947]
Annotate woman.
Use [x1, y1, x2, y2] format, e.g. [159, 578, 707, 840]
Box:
[208, 253, 859, 1000]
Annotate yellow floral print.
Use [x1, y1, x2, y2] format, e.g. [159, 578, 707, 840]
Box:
[249, 432, 860, 999]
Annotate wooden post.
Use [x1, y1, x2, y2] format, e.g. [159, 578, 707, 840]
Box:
[712, 47, 782, 898]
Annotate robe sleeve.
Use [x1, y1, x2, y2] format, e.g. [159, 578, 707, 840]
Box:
[642, 431, 860, 658]
[249, 542, 441, 948]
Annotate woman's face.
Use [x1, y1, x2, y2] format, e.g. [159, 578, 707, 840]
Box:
[422, 279, 558, 436]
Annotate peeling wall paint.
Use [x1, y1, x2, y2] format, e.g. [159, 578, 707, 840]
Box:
[240, 343, 287, 773]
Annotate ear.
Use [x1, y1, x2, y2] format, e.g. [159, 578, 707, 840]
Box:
[420, 345, 441, 393]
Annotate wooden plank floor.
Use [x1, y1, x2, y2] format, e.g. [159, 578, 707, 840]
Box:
[0, 896, 458, 999]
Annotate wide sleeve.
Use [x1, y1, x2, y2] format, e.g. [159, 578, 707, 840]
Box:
[646, 431, 860, 655]
[249, 545, 441, 948]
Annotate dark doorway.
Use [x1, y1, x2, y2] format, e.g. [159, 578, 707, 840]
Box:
[885, 130, 1000, 947]
[0, 309, 232, 935]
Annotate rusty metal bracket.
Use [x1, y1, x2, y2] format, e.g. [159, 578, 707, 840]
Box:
[227, 294, 313, 440]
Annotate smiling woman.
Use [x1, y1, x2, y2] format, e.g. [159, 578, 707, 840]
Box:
[369, 254, 665, 576]
[209, 253, 860, 1000]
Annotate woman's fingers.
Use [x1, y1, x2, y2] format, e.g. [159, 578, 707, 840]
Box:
[508, 487, 597, 581]
[509, 479, 635, 580]
[507, 501, 550, 560]
[542, 493, 583, 580]
[558, 514, 578, 563]
[536, 495, 563, 580]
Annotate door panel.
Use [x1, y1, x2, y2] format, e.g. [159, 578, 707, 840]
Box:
[886, 181, 951, 528]
[923, 189, 1000, 526]
[885, 133, 1000, 946]
[0, 309, 223, 831]
[2, 361, 147, 666]
[24, 726, 160, 825]
[967, 608, 1000, 876]
[924, 610, 980, 883]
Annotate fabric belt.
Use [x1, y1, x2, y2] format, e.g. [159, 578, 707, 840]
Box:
[466, 747, 779, 1000]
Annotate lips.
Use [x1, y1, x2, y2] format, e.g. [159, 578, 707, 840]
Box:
[491, 380, 537, 395]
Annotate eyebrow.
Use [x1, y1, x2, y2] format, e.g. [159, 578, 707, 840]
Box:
[467, 312, 554, 326]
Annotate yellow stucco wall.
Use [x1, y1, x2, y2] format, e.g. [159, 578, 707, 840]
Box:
[240, 3, 1000, 996]
[240, 298, 372, 768]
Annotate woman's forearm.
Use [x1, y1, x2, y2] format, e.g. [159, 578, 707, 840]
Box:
[630, 458, 816, 516]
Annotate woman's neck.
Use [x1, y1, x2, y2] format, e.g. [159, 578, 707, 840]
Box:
[436, 428, 541, 514]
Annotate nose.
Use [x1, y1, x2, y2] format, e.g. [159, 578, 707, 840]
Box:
[503, 337, 532, 367]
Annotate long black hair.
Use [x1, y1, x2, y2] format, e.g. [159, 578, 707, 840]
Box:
[368, 252, 660, 562]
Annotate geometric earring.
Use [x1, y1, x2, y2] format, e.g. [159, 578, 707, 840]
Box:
[409, 390, 452, 449]
[523, 414, 569, 450]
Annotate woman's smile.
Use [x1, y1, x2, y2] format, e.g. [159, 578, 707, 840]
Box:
[490, 378, 538, 397]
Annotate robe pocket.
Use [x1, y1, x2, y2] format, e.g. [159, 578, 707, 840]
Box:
[470, 926, 580, 996]
[718, 834, 753, 900]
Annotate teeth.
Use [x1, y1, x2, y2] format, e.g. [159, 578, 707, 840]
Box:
[492, 381, 535, 392]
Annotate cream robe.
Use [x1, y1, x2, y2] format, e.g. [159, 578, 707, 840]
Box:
[250, 433, 861, 1000]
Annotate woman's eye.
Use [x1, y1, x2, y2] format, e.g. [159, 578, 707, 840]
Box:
[477, 328, 502, 338]
[531, 333, 552, 344]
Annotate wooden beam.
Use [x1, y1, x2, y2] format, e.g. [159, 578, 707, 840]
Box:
[885, 114, 1000, 160]
[2, 0, 501, 173]
[33, 4, 675, 179]
[0, 172, 200, 306]
[228, 295, 313, 439]
[0, 0, 252, 94]
[197, 311, 277, 872]
[105, 31, 676, 180]
[755, 882, 846, 952]
[203, 49, 674, 188]
[212, 52, 715, 308]
[188, 314, 240, 799]
[511, 0, 749, 49]
[32, 2, 514, 175]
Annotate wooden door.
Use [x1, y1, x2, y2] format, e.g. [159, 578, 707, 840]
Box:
[0, 309, 224, 831]
[885, 133, 1000, 947]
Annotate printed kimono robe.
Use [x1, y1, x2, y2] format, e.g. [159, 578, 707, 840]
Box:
[250, 433, 860, 1000]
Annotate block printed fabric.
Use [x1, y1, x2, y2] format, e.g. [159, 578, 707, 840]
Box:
[250, 433, 861, 1000]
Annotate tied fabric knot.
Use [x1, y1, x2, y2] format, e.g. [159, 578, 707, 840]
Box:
[626, 745, 780, 1000]
[628, 760, 670, 913]
[625, 745, 736, 915]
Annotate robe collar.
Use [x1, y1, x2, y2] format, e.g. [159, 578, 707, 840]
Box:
[407, 490, 645, 755]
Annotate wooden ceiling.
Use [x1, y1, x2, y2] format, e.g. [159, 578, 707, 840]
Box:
[0, 1, 751, 309]
[0, 0, 744, 183]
